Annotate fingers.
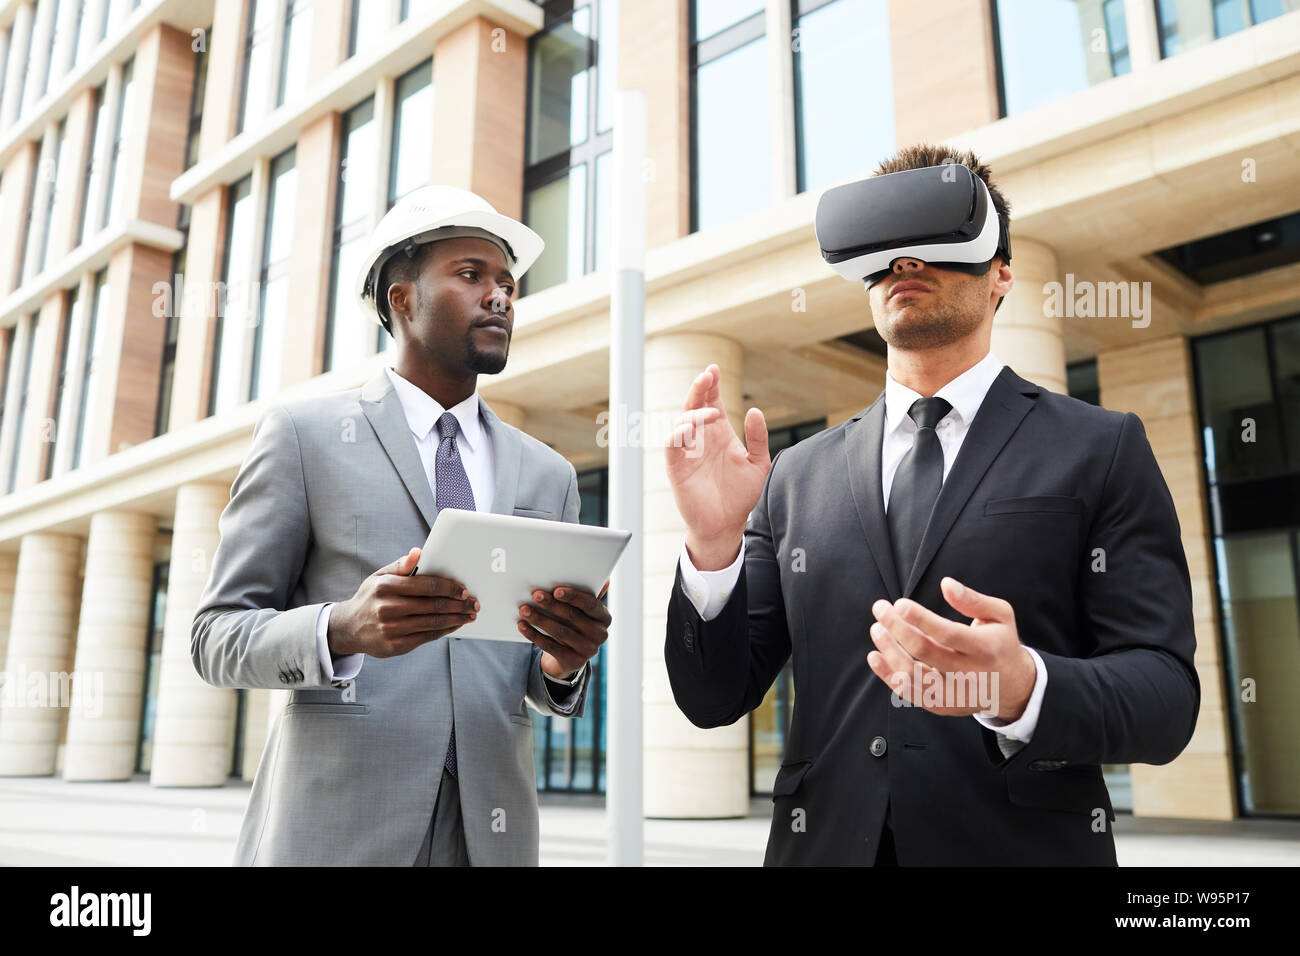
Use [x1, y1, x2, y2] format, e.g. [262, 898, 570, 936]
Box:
[378, 572, 471, 600]
[516, 620, 585, 673]
[517, 596, 604, 656]
[378, 547, 421, 575]
[684, 365, 721, 412]
[743, 406, 769, 464]
[541, 585, 611, 625]
[941, 576, 1012, 624]
[871, 598, 964, 670]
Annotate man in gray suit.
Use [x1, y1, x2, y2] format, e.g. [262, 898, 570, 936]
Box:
[191, 186, 611, 866]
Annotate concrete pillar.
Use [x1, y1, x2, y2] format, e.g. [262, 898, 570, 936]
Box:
[643, 332, 749, 817]
[0, 532, 84, 776]
[991, 237, 1066, 395]
[150, 482, 235, 786]
[618, 0, 689, 246]
[1098, 336, 1235, 820]
[0, 551, 18, 670]
[62, 510, 158, 781]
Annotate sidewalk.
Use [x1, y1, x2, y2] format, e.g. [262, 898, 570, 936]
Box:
[1, 776, 1295, 866]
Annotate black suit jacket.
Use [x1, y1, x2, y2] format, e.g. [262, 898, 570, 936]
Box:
[664, 365, 1200, 865]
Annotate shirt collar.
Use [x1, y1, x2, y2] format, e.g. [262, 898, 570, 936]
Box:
[383, 365, 484, 453]
[884, 350, 1005, 433]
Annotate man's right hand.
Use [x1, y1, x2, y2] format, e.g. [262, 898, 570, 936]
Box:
[666, 364, 771, 571]
[327, 547, 479, 658]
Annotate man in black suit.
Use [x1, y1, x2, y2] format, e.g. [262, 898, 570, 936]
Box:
[662, 144, 1199, 865]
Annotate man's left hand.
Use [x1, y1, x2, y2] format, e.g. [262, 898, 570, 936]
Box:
[866, 576, 1035, 720]
[519, 578, 611, 679]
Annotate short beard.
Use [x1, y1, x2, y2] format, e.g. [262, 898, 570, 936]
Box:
[880, 283, 987, 351]
[465, 332, 509, 374]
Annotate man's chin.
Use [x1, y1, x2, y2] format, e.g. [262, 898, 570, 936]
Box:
[467, 347, 508, 375]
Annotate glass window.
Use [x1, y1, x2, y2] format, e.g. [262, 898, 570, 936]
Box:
[388, 59, 433, 209]
[349, 0, 385, 58]
[71, 270, 109, 469]
[155, 203, 189, 437]
[185, 24, 210, 170]
[237, 0, 276, 134]
[38, 0, 62, 99]
[793, 0, 894, 195]
[522, 1, 614, 296]
[135, 560, 168, 773]
[524, 165, 587, 293]
[1157, 0, 1298, 59]
[78, 82, 108, 245]
[46, 286, 81, 479]
[325, 98, 378, 370]
[277, 0, 312, 108]
[209, 176, 255, 417]
[400, 0, 437, 19]
[1215, 532, 1300, 814]
[694, 33, 769, 230]
[35, 119, 66, 275]
[100, 56, 134, 230]
[527, 6, 592, 166]
[695, 0, 765, 39]
[251, 147, 296, 402]
[0, 328, 14, 462]
[993, 0, 1130, 117]
[1195, 327, 1284, 484]
[103, 0, 130, 38]
[5, 314, 40, 493]
[71, 0, 96, 74]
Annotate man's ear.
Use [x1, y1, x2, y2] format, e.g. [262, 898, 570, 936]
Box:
[993, 258, 1014, 301]
[386, 282, 409, 325]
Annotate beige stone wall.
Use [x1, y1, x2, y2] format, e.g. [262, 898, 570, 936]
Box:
[1099, 335, 1236, 820]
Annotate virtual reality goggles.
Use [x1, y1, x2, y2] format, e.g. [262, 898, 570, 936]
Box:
[814, 162, 1012, 289]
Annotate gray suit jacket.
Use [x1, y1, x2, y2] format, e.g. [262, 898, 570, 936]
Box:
[191, 366, 591, 866]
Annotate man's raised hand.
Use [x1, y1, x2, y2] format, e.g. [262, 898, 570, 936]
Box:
[665, 364, 770, 570]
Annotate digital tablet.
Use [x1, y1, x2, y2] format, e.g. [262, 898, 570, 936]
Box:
[410, 509, 633, 641]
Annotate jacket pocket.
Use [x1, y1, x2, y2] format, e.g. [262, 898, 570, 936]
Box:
[984, 495, 1084, 516]
[283, 703, 369, 716]
[1005, 761, 1113, 818]
[509, 713, 533, 727]
[770, 759, 812, 799]
[513, 507, 556, 520]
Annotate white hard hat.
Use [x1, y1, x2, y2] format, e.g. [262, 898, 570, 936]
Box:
[355, 185, 545, 330]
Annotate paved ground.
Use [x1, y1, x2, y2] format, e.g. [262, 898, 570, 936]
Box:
[1, 775, 1296, 866]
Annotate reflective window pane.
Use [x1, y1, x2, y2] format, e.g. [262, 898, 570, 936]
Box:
[527, 8, 591, 165]
[695, 35, 769, 231]
[238, 0, 276, 133]
[1157, 0, 1298, 58]
[1196, 327, 1284, 483]
[524, 165, 588, 294]
[252, 150, 296, 402]
[278, 0, 313, 108]
[211, 177, 255, 416]
[389, 60, 433, 208]
[596, 0, 618, 133]
[694, 0, 764, 40]
[995, 0, 1128, 116]
[1273, 317, 1300, 472]
[795, 0, 893, 194]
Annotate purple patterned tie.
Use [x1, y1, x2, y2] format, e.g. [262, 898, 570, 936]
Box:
[435, 411, 476, 777]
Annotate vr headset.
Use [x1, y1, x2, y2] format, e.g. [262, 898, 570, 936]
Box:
[814, 162, 1011, 289]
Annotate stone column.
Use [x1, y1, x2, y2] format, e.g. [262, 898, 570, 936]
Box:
[643, 332, 749, 817]
[0, 532, 84, 776]
[62, 511, 158, 781]
[150, 482, 235, 786]
[1099, 336, 1235, 820]
[991, 237, 1066, 394]
[0, 551, 18, 670]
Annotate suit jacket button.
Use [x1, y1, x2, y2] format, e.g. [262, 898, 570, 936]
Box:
[870, 736, 887, 757]
[683, 622, 695, 651]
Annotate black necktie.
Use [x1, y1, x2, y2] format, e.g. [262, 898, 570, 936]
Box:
[886, 397, 952, 588]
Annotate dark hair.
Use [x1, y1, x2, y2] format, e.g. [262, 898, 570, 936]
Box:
[377, 241, 436, 335]
[872, 143, 1012, 314]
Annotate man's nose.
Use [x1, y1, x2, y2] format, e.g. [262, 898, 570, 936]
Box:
[891, 257, 926, 274]
[486, 287, 512, 313]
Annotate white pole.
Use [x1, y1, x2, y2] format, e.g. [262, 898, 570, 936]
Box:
[607, 88, 646, 867]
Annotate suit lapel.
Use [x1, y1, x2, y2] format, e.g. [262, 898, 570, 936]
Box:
[901, 365, 1040, 597]
[479, 398, 521, 516]
[844, 394, 903, 599]
[360, 369, 439, 531]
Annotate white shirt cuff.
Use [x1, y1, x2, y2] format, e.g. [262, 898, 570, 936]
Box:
[973, 645, 1047, 750]
[678, 537, 746, 622]
[317, 603, 363, 682]
[543, 661, 587, 714]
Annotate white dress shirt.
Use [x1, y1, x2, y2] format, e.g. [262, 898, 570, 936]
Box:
[677, 350, 1046, 757]
[315, 364, 587, 700]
